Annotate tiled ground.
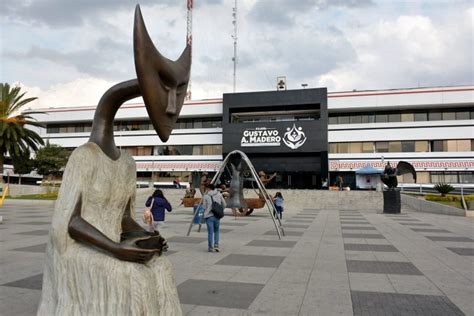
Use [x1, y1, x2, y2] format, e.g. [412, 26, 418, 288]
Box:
[0, 200, 473, 315]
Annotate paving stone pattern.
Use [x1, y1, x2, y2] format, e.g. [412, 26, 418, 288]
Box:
[351, 291, 464, 316]
[346, 260, 423, 275]
[1, 202, 472, 315]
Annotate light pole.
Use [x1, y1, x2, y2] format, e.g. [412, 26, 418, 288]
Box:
[301, 83, 308, 89]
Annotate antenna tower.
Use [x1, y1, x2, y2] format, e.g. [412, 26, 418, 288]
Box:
[185, 0, 193, 100]
[232, 0, 238, 92]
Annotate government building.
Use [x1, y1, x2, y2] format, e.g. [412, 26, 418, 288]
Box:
[19, 85, 474, 189]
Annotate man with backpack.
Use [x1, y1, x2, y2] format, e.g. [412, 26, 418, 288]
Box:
[202, 183, 226, 252]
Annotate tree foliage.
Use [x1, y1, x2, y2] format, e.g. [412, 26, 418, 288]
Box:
[12, 150, 35, 184]
[12, 150, 35, 176]
[34, 143, 70, 178]
[0, 83, 44, 175]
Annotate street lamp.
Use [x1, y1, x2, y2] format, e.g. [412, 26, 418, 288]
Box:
[301, 83, 308, 89]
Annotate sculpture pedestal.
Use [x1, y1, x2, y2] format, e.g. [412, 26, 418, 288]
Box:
[383, 190, 401, 214]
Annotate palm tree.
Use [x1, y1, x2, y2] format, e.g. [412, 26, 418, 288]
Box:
[0, 83, 44, 180]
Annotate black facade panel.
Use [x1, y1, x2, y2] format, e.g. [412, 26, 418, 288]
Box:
[222, 88, 329, 189]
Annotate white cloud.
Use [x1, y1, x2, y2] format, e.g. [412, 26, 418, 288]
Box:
[318, 8, 473, 91]
[2, 1, 472, 109]
[18, 78, 117, 109]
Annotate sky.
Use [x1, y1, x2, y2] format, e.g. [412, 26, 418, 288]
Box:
[1, 0, 473, 109]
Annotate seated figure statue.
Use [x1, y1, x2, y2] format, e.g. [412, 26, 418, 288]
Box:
[38, 6, 190, 315]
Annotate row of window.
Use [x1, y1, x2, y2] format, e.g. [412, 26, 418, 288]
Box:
[121, 145, 222, 156]
[329, 139, 474, 154]
[329, 108, 474, 125]
[429, 171, 474, 184]
[46, 118, 222, 134]
[231, 113, 320, 124]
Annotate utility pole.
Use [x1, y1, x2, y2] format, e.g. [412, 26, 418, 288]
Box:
[185, 0, 193, 100]
[232, 0, 238, 92]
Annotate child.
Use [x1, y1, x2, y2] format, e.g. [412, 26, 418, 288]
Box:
[273, 192, 284, 219]
[145, 189, 172, 230]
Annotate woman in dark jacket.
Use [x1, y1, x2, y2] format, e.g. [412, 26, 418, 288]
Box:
[145, 189, 172, 229]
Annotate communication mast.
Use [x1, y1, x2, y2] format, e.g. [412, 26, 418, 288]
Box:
[185, 0, 193, 100]
[232, 0, 238, 92]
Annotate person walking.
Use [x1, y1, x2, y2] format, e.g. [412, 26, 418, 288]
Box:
[336, 175, 344, 191]
[202, 183, 226, 252]
[145, 189, 172, 230]
[273, 192, 284, 219]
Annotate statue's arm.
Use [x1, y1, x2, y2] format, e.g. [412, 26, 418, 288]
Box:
[68, 194, 157, 263]
[121, 197, 147, 233]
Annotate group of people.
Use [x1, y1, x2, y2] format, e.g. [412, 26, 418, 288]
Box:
[147, 170, 284, 253]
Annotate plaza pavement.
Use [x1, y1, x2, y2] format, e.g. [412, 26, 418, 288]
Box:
[0, 197, 473, 316]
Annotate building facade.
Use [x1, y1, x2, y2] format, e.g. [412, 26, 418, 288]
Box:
[15, 85, 474, 188]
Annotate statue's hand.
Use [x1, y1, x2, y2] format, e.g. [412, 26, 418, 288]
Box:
[136, 233, 168, 256]
[112, 237, 160, 264]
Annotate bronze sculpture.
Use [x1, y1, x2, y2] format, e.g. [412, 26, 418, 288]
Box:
[381, 161, 417, 190]
[70, 5, 190, 263]
[38, 5, 190, 315]
[381, 161, 416, 214]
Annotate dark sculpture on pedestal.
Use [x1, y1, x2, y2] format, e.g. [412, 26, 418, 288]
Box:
[381, 161, 417, 214]
[38, 5, 189, 315]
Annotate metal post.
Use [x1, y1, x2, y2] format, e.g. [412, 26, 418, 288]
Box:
[232, 0, 238, 92]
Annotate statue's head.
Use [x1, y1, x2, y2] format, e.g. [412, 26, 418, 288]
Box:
[133, 5, 191, 142]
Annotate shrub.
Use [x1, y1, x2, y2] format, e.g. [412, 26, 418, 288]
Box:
[434, 183, 455, 196]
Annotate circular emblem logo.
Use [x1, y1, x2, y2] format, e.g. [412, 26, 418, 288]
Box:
[282, 124, 307, 149]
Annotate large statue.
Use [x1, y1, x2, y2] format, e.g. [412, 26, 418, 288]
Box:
[38, 5, 190, 315]
[381, 161, 416, 214]
[381, 161, 417, 189]
[227, 160, 247, 209]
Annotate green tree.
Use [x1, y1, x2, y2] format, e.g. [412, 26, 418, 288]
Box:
[12, 149, 35, 185]
[34, 143, 70, 181]
[0, 83, 44, 179]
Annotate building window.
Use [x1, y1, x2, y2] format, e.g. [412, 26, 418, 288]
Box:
[338, 116, 350, 124]
[388, 141, 402, 152]
[361, 114, 375, 123]
[203, 145, 222, 155]
[428, 111, 442, 121]
[416, 172, 430, 184]
[329, 143, 337, 153]
[414, 112, 427, 121]
[401, 113, 414, 122]
[47, 125, 60, 133]
[431, 140, 446, 152]
[456, 111, 470, 120]
[338, 143, 349, 153]
[459, 172, 474, 184]
[348, 142, 362, 153]
[362, 142, 373, 153]
[375, 142, 389, 152]
[442, 112, 456, 120]
[388, 113, 401, 122]
[375, 114, 388, 123]
[193, 145, 203, 155]
[350, 115, 362, 124]
[414, 141, 429, 152]
[329, 117, 338, 125]
[401, 141, 415, 152]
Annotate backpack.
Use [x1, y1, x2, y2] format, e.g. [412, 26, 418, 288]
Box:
[210, 195, 224, 219]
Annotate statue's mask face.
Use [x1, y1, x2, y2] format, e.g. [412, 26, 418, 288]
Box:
[134, 5, 191, 142]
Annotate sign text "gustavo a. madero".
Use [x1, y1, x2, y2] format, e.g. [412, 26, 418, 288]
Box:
[240, 124, 307, 149]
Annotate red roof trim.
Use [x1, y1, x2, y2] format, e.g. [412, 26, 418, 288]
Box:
[30, 87, 473, 113]
[328, 88, 474, 98]
[36, 100, 223, 113]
